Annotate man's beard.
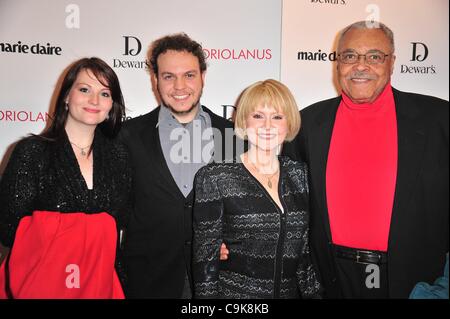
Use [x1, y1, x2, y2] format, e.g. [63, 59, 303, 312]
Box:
[158, 87, 203, 116]
[167, 100, 199, 115]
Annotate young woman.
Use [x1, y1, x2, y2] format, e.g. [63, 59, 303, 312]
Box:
[0, 57, 132, 298]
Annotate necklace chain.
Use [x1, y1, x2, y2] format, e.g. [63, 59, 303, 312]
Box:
[69, 141, 92, 156]
[249, 160, 279, 189]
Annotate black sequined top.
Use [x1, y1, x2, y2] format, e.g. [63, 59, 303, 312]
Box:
[192, 156, 322, 299]
[0, 129, 132, 248]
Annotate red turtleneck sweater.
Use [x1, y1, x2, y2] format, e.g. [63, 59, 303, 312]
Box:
[326, 83, 398, 252]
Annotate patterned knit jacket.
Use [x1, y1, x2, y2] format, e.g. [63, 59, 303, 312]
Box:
[192, 156, 321, 299]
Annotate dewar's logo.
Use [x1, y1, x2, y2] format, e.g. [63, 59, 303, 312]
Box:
[113, 36, 148, 69]
[310, 0, 346, 5]
[401, 42, 436, 74]
[410, 42, 428, 62]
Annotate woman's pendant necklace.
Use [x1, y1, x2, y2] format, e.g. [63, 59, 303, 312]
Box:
[70, 141, 92, 157]
[250, 161, 279, 189]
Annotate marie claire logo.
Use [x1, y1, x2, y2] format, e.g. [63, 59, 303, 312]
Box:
[311, 0, 346, 4]
[401, 42, 436, 74]
[113, 36, 149, 70]
[297, 49, 337, 62]
[0, 110, 49, 122]
[0, 41, 62, 55]
[203, 48, 272, 61]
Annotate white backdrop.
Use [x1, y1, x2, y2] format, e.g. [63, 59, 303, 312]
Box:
[1, 0, 449, 171]
[0, 0, 282, 166]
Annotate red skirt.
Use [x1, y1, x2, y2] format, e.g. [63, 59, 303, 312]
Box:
[0, 210, 124, 299]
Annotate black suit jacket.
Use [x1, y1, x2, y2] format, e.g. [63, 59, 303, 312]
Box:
[119, 105, 238, 298]
[283, 88, 449, 298]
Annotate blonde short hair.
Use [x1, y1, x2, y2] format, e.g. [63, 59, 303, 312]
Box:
[234, 79, 301, 142]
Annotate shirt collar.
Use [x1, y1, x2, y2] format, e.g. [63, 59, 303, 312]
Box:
[341, 82, 394, 112]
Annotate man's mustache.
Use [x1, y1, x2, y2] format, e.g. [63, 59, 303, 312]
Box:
[346, 72, 377, 80]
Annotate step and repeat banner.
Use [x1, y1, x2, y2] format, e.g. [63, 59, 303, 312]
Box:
[1, 0, 449, 170]
[281, 0, 449, 109]
[0, 0, 282, 168]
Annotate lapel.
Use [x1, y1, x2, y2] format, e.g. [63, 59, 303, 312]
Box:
[204, 106, 238, 162]
[308, 90, 427, 246]
[58, 129, 93, 195]
[308, 98, 340, 242]
[388, 88, 427, 249]
[138, 105, 229, 201]
[209, 109, 225, 162]
[139, 107, 186, 201]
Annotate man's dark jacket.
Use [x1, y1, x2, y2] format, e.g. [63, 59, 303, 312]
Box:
[119, 105, 239, 298]
[283, 88, 449, 298]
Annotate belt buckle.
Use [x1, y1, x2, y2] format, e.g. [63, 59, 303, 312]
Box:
[356, 250, 378, 265]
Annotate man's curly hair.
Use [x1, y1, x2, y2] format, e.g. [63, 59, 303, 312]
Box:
[148, 33, 207, 75]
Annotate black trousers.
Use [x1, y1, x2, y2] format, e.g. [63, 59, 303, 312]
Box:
[181, 272, 192, 299]
[334, 246, 389, 298]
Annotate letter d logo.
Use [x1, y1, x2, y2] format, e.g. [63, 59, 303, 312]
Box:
[123, 36, 142, 56]
[411, 42, 428, 62]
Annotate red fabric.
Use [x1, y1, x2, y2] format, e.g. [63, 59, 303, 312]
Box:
[326, 83, 398, 252]
[0, 211, 124, 299]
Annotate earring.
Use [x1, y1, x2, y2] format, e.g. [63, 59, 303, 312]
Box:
[65, 101, 69, 111]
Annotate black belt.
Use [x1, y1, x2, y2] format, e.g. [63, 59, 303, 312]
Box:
[334, 245, 387, 265]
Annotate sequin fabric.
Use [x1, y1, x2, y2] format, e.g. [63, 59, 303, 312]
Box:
[192, 156, 322, 299]
[0, 129, 132, 248]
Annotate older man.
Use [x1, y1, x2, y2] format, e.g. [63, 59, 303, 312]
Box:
[283, 21, 449, 298]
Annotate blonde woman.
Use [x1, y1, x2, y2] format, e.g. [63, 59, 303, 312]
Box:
[192, 79, 321, 298]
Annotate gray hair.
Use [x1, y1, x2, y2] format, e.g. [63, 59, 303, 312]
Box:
[337, 20, 395, 53]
